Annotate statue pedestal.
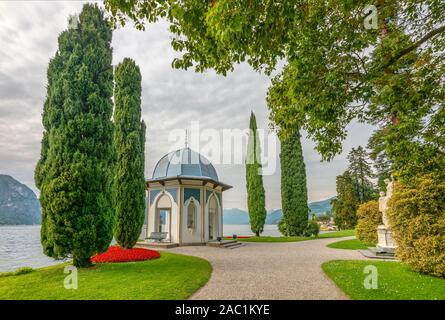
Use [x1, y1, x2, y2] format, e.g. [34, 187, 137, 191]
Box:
[376, 225, 396, 254]
[360, 225, 396, 259]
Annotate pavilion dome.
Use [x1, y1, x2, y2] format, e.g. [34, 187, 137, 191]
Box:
[152, 148, 219, 181]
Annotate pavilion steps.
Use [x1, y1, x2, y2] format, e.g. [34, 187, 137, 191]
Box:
[207, 240, 244, 249]
[359, 247, 397, 260]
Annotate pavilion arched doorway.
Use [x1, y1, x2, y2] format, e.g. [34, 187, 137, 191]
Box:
[208, 195, 219, 240]
[155, 194, 172, 241]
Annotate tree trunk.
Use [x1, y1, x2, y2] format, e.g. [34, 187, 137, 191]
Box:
[73, 255, 92, 268]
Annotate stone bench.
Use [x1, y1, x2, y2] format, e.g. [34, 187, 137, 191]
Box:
[147, 232, 168, 242]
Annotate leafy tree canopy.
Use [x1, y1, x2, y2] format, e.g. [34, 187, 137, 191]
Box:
[105, 1, 445, 180]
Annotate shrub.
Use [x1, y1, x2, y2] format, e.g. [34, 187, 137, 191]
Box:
[356, 200, 381, 245]
[388, 175, 445, 277]
[14, 267, 34, 275]
[303, 220, 320, 237]
[0, 267, 34, 278]
[280, 219, 320, 237]
[278, 219, 289, 236]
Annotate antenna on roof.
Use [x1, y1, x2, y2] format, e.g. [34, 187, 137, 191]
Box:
[185, 129, 188, 148]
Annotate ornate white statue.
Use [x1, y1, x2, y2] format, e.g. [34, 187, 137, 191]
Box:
[378, 179, 393, 227]
[377, 178, 396, 253]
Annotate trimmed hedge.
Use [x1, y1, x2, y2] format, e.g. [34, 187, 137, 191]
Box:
[388, 175, 445, 278]
[356, 200, 381, 245]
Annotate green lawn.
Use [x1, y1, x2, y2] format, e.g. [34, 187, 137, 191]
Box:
[327, 238, 372, 250]
[323, 260, 445, 300]
[238, 229, 355, 242]
[0, 252, 211, 300]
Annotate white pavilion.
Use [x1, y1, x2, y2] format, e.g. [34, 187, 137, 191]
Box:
[144, 147, 232, 245]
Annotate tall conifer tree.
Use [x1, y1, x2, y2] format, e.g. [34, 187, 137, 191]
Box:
[245, 112, 266, 236]
[35, 4, 114, 267]
[113, 58, 146, 249]
[332, 171, 358, 230]
[347, 146, 376, 202]
[279, 131, 309, 236]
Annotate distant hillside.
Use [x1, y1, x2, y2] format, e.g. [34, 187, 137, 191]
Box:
[308, 197, 335, 215]
[0, 175, 41, 225]
[266, 209, 282, 224]
[223, 197, 335, 225]
[223, 208, 250, 225]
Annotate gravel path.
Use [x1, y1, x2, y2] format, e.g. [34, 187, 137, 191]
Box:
[170, 236, 368, 300]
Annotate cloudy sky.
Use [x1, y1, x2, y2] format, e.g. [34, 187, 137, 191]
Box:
[0, 1, 375, 210]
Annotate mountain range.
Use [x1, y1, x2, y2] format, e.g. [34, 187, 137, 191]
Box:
[223, 197, 335, 225]
[0, 173, 334, 226]
[0, 175, 41, 225]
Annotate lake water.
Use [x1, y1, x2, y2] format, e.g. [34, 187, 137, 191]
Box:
[0, 225, 62, 272]
[0, 224, 282, 272]
[223, 224, 283, 237]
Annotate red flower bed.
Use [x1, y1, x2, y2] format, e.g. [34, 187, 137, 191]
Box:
[91, 246, 160, 263]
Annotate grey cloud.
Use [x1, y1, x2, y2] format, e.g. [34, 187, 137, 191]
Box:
[0, 77, 29, 101]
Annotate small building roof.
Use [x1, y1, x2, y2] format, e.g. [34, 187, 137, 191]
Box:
[152, 147, 219, 181]
[148, 148, 232, 191]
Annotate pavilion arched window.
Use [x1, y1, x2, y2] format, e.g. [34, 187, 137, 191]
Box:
[187, 199, 196, 230]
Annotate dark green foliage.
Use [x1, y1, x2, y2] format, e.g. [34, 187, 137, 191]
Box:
[35, 4, 114, 267]
[113, 58, 146, 249]
[245, 112, 266, 236]
[279, 131, 309, 236]
[367, 130, 392, 192]
[277, 219, 288, 237]
[303, 220, 320, 237]
[333, 147, 376, 230]
[347, 146, 376, 203]
[332, 171, 358, 230]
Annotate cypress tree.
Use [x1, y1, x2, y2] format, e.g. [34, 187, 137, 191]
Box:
[113, 58, 146, 249]
[35, 4, 114, 267]
[279, 130, 309, 236]
[245, 112, 266, 236]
